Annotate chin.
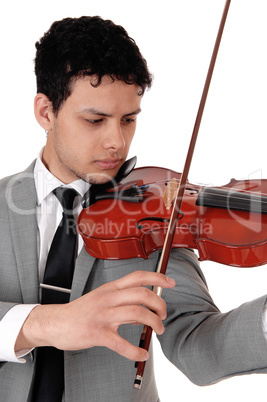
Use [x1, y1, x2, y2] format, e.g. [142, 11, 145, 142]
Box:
[81, 171, 117, 185]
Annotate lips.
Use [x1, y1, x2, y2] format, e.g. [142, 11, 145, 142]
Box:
[95, 159, 121, 170]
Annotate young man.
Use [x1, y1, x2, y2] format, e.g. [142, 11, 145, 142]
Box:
[1, 16, 267, 402]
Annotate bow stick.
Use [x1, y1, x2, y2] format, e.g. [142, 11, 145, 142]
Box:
[134, 0, 232, 389]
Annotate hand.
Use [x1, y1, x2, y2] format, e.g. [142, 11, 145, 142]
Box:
[16, 270, 175, 362]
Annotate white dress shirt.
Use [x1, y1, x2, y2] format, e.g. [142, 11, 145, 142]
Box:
[0, 151, 89, 362]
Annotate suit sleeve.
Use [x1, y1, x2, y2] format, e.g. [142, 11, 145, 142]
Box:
[0, 304, 37, 362]
[158, 248, 267, 385]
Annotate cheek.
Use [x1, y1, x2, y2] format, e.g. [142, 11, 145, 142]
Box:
[53, 125, 86, 165]
[124, 126, 136, 148]
[56, 121, 94, 156]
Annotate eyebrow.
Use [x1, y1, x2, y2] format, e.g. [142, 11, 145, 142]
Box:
[80, 107, 142, 117]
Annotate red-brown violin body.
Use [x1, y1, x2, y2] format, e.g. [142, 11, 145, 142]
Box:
[77, 165, 267, 267]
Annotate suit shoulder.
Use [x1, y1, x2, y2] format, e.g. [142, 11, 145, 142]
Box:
[0, 161, 36, 191]
[0, 161, 36, 213]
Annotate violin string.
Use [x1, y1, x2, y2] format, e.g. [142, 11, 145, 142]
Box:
[202, 188, 267, 204]
[148, 178, 267, 202]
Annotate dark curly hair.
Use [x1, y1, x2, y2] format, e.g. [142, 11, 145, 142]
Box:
[34, 16, 153, 114]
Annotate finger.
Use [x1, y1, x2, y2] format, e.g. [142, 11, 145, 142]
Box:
[105, 331, 149, 362]
[106, 286, 167, 320]
[110, 305, 165, 336]
[112, 270, 175, 291]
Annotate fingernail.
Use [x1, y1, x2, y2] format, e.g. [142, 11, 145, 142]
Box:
[166, 276, 175, 286]
[143, 351, 149, 361]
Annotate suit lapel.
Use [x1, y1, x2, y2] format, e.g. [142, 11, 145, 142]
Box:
[70, 248, 96, 301]
[7, 162, 39, 303]
[7, 161, 96, 304]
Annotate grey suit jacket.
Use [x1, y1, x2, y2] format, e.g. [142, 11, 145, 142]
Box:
[1, 162, 267, 402]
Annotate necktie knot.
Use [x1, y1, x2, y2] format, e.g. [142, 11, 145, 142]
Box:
[53, 187, 78, 213]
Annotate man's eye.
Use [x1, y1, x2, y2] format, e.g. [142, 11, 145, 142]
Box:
[122, 117, 136, 124]
[86, 119, 103, 124]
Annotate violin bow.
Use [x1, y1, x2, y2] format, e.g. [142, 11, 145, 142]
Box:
[134, 0, 232, 389]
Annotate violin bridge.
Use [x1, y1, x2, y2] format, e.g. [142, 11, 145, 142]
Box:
[163, 178, 178, 210]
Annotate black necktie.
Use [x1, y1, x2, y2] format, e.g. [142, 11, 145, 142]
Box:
[31, 187, 78, 401]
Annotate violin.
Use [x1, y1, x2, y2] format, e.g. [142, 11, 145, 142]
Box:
[77, 159, 267, 268]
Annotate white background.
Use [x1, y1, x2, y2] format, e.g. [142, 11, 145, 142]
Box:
[1, 1, 267, 400]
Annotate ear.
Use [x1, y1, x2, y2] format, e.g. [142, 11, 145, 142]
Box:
[34, 93, 54, 131]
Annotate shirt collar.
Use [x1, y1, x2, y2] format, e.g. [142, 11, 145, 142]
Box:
[34, 148, 90, 206]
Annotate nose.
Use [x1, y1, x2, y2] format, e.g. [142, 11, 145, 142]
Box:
[102, 121, 126, 151]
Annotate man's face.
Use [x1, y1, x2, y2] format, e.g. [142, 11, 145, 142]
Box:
[43, 76, 142, 184]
